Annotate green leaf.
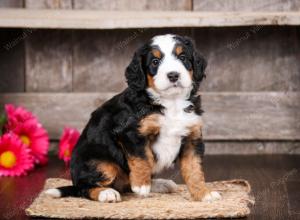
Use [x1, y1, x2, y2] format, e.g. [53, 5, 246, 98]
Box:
[0, 114, 7, 136]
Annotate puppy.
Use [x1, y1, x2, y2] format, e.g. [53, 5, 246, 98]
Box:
[46, 34, 221, 203]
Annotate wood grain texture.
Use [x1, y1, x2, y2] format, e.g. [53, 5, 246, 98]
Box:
[196, 26, 300, 92]
[25, 0, 72, 9]
[24, 0, 73, 92]
[203, 92, 300, 141]
[73, 0, 192, 10]
[73, 28, 192, 92]
[193, 0, 300, 11]
[205, 141, 300, 154]
[202, 155, 300, 220]
[0, 10, 300, 29]
[286, 180, 300, 215]
[0, 92, 299, 141]
[72, 30, 129, 92]
[0, 29, 25, 92]
[0, 0, 23, 8]
[25, 30, 72, 92]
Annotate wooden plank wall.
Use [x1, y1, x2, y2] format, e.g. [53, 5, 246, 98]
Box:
[0, 0, 23, 8]
[0, 1, 24, 93]
[0, 29, 25, 92]
[25, 30, 73, 92]
[196, 27, 300, 92]
[73, 0, 192, 10]
[193, 0, 300, 11]
[0, 0, 299, 154]
[25, 0, 72, 9]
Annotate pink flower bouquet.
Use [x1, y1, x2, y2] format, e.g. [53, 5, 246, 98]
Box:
[0, 104, 81, 176]
[0, 104, 49, 176]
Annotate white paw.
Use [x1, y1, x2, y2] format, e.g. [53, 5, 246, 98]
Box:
[45, 188, 61, 198]
[202, 191, 221, 202]
[131, 185, 151, 197]
[151, 179, 178, 193]
[98, 188, 121, 203]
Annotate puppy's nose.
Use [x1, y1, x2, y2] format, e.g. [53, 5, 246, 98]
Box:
[167, 72, 179, 83]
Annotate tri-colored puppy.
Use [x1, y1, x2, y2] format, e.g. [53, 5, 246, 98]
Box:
[46, 34, 221, 203]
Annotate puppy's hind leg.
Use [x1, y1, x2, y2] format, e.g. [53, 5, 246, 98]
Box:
[88, 187, 121, 203]
[84, 161, 125, 203]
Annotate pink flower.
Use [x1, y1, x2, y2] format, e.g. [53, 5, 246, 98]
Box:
[5, 104, 38, 131]
[0, 133, 34, 177]
[13, 121, 49, 165]
[4, 104, 49, 165]
[59, 127, 80, 165]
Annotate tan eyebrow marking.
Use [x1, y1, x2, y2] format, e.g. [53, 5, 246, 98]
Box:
[152, 49, 162, 59]
[175, 45, 183, 55]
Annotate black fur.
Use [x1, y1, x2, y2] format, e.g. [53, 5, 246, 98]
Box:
[56, 35, 207, 199]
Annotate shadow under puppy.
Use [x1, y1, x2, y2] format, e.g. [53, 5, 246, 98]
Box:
[46, 34, 221, 203]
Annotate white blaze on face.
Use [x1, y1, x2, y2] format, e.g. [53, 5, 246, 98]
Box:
[150, 34, 192, 97]
[147, 35, 202, 174]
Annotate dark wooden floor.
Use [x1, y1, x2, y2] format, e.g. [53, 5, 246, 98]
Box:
[0, 155, 299, 220]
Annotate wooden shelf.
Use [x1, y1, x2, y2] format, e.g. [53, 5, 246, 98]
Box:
[0, 9, 300, 29]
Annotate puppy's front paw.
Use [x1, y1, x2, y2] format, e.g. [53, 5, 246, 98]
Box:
[202, 191, 221, 202]
[151, 179, 178, 193]
[98, 188, 122, 203]
[131, 185, 151, 197]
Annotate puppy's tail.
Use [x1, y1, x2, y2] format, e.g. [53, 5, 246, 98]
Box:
[45, 186, 80, 198]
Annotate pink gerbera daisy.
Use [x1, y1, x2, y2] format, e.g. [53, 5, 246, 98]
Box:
[5, 104, 38, 131]
[13, 121, 49, 165]
[0, 133, 34, 177]
[59, 127, 80, 165]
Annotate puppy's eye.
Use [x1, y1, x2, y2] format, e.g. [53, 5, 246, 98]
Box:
[179, 54, 186, 62]
[152, 58, 160, 66]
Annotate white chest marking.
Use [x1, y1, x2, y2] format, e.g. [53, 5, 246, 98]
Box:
[152, 99, 202, 174]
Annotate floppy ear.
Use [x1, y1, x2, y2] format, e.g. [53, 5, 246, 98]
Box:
[182, 36, 207, 82]
[125, 48, 146, 91]
[192, 51, 207, 82]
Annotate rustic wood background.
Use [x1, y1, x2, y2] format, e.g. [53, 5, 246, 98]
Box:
[0, 0, 299, 154]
